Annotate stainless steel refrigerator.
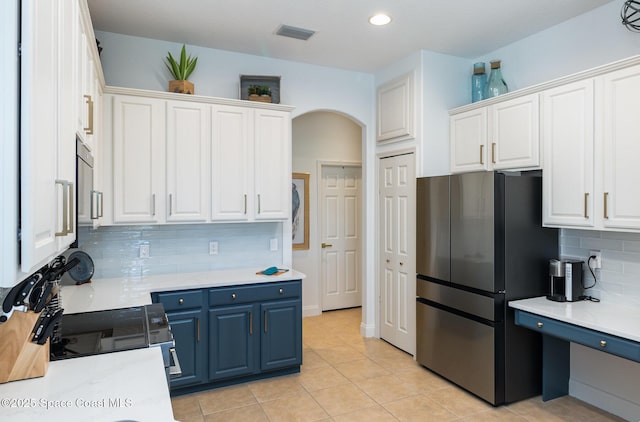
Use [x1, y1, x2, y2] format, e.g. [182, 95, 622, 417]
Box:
[416, 171, 558, 405]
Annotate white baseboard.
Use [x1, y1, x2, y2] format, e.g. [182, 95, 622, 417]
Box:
[360, 321, 376, 338]
[570, 379, 640, 421]
[303, 305, 321, 318]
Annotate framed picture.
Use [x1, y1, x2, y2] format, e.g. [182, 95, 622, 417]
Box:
[292, 172, 310, 250]
[240, 75, 281, 104]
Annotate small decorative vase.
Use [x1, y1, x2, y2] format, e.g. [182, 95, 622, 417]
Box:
[485, 60, 508, 98]
[471, 62, 487, 103]
[169, 80, 194, 95]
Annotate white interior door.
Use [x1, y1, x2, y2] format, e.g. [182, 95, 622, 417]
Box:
[379, 153, 416, 355]
[321, 165, 362, 311]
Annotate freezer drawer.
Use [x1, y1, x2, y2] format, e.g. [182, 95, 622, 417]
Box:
[416, 277, 498, 322]
[416, 299, 498, 404]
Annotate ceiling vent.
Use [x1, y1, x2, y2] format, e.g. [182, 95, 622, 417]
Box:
[276, 24, 315, 41]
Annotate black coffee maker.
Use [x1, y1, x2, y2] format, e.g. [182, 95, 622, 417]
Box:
[547, 259, 584, 302]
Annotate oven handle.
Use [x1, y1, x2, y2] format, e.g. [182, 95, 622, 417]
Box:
[169, 347, 182, 378]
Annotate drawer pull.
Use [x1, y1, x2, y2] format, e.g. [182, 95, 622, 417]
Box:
[231, 293, 237, 300]
[600, 340, 607, 347]
[480, 145, 484, 165]
[178, 298, 184, 305]
[279, 288, 284, 294]
[584, 193, 589, 219]
[537, 322, 543, 328]
[491, 142, 496, 164]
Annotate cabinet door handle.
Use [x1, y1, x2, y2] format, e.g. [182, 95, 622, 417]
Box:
[90, 190, 98, 220]
[151, 194, 156, 216]
[98, 191, 104, 217]
[84, 95, 94, 135]
[55, 180, 68, 236]
[584, 193, 589, 219]
[491, 142, 496, 164]
[604, 192, 609, 219]
[257, 194, 261, 214]
[264, 310, 268, 333]
[169, 194, 173, 216]
[244, 194, 247, 215]
[480, 145, 484, 165]
[249, 311, 253, 335]
[67, 182, 74, 234]
[196, 318, 200, 342]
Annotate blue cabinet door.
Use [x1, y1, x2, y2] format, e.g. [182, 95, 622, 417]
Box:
[209, 304, 258, 380]
[260, 299, 302, 371]
[165, 308, 206, 388]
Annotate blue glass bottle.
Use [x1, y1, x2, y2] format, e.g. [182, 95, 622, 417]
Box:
[485, 60, 508, 98]
[471, 62, 487, 103]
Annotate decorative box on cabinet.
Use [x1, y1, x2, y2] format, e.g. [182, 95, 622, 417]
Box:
[376, 73, 415, 143]
[450, 93, 539, 173]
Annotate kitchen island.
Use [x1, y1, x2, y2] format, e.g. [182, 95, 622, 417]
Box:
[0, 268, 305, 422]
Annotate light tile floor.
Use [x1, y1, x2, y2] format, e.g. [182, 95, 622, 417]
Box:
[171, 307, 625, 422]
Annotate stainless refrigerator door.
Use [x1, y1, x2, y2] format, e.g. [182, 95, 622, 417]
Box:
[416, 300, 496, 404]
[450, 172, 496, 292]
[416, 176, 450, 281]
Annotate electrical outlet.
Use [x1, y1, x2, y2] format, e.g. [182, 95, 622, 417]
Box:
[209, 241, 218, 255]
[589, 250, 602, 269]
[139, 243, 150, 258]
[270, 238, 278, 251]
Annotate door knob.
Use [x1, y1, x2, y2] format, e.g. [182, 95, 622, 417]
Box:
[321, 243, 333, 248]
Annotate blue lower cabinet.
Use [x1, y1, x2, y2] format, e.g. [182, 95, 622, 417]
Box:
[261, 299, 302, 371]
[208, 304, 258, 380]
[154, 280, 302, 393]
[164, 308, 206, 388]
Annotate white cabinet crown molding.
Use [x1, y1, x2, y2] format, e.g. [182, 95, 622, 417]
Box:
[450, 55, 640, 116]
[104, 86, 295, 112]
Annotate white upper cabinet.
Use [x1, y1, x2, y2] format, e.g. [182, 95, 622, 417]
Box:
[166, 101, 211, 222]
[20, 0, 76, 272]
[253, 109, 291, 220]
[450, 93, 540, 173]
[377, 73, 415, 143]
[489, 94, 540, 170]
[211, 105, 252, 221]
[541, 79, 595, 228]
[111, 95, 166, 224]
[450, 108, 487, 173]
[601, 65, 640, 231]
[104, 88, 293, 226]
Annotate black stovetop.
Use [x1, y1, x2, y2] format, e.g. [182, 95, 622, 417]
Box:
[50, 304, 171, 360]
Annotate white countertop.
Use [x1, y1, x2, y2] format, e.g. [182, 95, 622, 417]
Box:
[509, 297, 640, 343]
[0, 348, 174, 422]
[0, 268, 305, 422]
[61, 268, 306, 314]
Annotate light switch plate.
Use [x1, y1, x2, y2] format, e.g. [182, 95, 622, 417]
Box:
[270, 238, 278, 251]
[209, 241, 219, 255]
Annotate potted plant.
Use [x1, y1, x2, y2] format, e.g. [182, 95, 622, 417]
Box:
[248, 85, 272, 103]
[165, 44, 198, 94]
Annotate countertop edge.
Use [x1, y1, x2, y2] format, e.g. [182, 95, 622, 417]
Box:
[509, 297, 640, 343]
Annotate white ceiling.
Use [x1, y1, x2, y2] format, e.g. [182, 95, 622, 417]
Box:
[87, 0, 615, 73]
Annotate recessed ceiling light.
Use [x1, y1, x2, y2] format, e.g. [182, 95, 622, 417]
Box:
[369, 14, 391, 26]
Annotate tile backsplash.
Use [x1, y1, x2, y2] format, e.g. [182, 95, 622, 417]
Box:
[76, 223, 283, 279]
[560, 229, 640, 306]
